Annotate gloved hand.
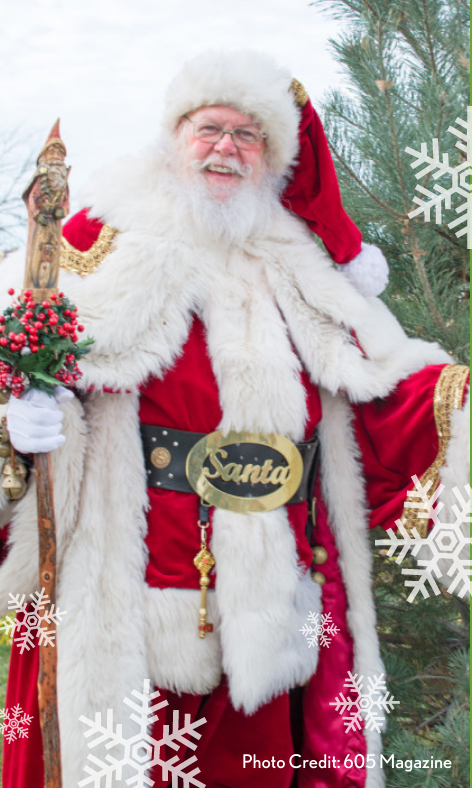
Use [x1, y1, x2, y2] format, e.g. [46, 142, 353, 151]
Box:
[6, 386, 74, 454]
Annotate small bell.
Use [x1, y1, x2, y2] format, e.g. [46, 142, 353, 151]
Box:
[2, 456, 27, 501]
[0, 417, 10, 459]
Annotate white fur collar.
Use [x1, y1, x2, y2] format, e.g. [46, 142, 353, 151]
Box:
[66, 149, 450, 400]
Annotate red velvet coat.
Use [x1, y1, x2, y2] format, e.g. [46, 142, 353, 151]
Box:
[2, 210, 467, 788]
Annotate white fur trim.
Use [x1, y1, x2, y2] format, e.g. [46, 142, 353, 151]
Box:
[0, 396, 86, 613]
[144, 586, 223, 694]
[212, 508, 320, 714]
[161, 50, 300, 176]
[57, 392, 149, 785]
[340, 242, 389, 297]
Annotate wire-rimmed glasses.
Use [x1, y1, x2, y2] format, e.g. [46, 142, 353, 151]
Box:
[183, 116, 266, 150]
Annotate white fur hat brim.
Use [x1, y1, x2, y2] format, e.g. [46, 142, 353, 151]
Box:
[161, 50, 301, 176]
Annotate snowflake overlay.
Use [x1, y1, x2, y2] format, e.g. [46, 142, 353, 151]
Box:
[376, 476, 471, 602]
[0, 705, 33, 743]
[0, 588, 66, 653]
[79, 679, 207, 788]
[329, 672, 399, 734]
[299, 611, 340, 648]
[406, 108, 471, 247]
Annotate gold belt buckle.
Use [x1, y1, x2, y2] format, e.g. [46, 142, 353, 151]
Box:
[185, 430, 303, 513]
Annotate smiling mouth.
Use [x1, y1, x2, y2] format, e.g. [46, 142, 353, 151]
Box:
[205, 164, 240, 176]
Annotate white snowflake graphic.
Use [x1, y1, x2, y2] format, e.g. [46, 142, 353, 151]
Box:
[0, 588, 66, 653]
[376, 477, 471, 603]
[329, 672, 399, 734]
[406, 108, 471, 247]
[0, 705, 34, 743]
[299, 611, 340, 648]
[79, 679, 207, 787]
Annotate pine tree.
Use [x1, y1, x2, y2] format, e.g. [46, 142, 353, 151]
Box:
[308, 2, 470, 784]
[312, 0, 470, 362]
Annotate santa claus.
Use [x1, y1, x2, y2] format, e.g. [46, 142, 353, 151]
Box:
[0, 50, 468, 788]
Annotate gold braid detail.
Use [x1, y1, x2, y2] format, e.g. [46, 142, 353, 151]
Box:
[60, 224, 119, 277]
[290, 78, 309, 107]
[399, 364, 470, 537]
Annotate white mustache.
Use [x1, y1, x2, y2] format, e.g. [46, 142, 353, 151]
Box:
[191, 157, 253, 177]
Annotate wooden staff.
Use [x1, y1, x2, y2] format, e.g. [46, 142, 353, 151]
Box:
[21, 119, 70, 788]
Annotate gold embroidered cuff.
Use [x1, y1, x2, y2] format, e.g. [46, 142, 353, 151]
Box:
[399, 364, 470, 538]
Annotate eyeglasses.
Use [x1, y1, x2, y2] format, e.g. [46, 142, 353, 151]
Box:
[183, 116, 266, 150]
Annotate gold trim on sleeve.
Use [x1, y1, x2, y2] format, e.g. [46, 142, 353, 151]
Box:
[60, 224, 119, 277]
[399, 364, 470, 537]
[290, 78, 309, 108]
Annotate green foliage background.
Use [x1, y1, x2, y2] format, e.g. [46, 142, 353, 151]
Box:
[315, 0, 470, 363]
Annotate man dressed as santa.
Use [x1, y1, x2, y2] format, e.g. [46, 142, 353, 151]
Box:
[0, 50, 468, 788]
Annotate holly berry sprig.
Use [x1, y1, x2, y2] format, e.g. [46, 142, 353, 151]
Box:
[0, 288, 93, 397]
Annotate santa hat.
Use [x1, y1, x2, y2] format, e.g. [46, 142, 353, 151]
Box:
[163, 50, 388, 296]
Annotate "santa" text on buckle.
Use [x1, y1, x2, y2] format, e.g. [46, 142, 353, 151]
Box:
[185, 430, 303, 513]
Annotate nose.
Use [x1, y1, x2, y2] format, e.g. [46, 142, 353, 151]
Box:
[213, 130, 238, 155]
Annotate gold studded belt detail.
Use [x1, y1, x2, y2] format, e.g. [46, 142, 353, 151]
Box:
[140, 425, 319, 514]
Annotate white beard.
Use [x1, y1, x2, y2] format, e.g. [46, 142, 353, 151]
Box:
[161, 146, 284, 246]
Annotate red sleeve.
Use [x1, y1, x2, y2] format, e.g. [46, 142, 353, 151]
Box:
[0, 525, 9, 565]
[63, 208, 104, 251]
[353, 364, 468, 531]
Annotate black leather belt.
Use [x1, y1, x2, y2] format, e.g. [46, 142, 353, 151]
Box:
[140, 424, 319, 506]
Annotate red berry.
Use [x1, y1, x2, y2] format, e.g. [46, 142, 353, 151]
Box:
[42, 301, 50, 308]
[10, 343, 18, 352]
[7, 288, 14, 296]
[38, 313, 45, 321]
[24, 290, 31, 298]
[30, 346, 38, 353]
[34, 321, 42, 329]
[78, 325, 85, 332]
[0, 338, 7, 347]
[0, 317, 5, 324]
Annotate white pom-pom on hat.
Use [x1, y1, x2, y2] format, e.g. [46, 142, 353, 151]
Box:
[339, 243, 390, 297]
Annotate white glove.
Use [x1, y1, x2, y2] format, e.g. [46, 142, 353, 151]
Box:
[6, 386, 74, 454]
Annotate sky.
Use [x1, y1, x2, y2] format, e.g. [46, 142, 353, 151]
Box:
[2, 0, 345, 204]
